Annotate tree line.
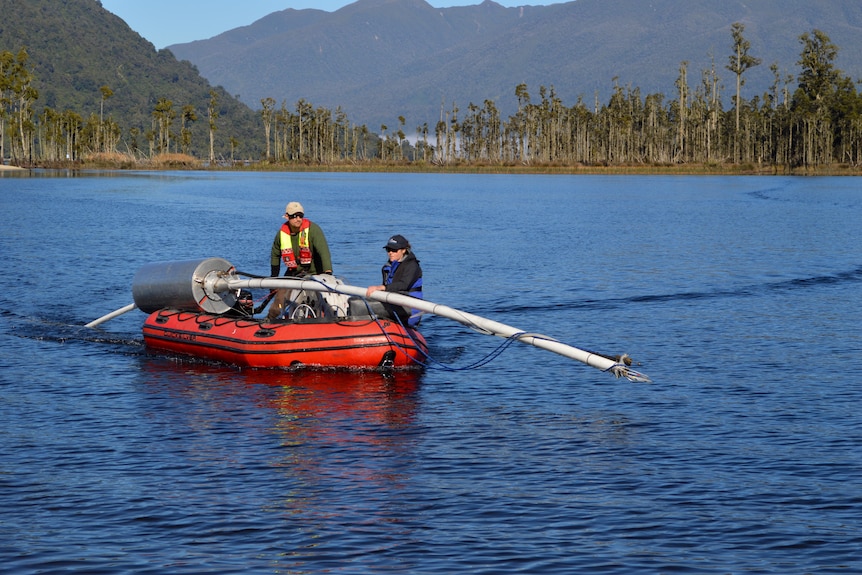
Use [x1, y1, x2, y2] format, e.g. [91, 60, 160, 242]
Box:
[2, 25, 860, 169]
[0, 46, 225, 165]
[437, 27, 859, 169]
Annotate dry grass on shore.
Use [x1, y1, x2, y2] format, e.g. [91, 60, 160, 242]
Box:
[83, 152, 201, 169]
[5, 154, 861, 176]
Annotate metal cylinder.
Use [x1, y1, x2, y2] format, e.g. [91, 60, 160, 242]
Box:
[132, 258, 236, 314]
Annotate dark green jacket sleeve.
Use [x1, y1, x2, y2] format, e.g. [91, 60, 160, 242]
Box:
[270, 229, 282, 274]
[308, 222, 333, 273]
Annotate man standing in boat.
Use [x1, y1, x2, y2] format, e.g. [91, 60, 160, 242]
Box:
[266, 201, 333, 320]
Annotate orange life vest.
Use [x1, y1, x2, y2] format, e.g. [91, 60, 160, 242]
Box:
[279, 219, 312, 270]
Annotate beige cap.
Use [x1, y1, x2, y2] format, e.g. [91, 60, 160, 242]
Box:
[284, 201, 304, 215]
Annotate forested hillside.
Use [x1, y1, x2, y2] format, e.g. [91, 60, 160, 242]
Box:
[0, 0, 262, 160]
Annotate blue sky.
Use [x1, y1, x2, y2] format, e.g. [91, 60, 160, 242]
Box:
[101, 1, 557, 49]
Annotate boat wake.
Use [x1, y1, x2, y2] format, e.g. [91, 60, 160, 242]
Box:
[2, 309, 144, 351]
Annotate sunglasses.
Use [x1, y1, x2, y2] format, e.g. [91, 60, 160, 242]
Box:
[385, 247, 402, 252]
[286, 212, 304, 219]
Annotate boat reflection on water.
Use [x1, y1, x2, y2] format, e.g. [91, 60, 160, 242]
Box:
[135, 360, 426, 541]
[138, 359, 423, 448]
[242, 367, 423, 433]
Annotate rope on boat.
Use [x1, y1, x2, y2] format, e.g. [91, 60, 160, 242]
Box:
[352, 296, 523, 372]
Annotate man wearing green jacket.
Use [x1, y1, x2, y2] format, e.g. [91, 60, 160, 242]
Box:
[266, 201, 332, 320]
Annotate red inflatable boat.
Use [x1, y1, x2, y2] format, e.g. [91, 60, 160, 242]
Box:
[130, 258, 427, 370]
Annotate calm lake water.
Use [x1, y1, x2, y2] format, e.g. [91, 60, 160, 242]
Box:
[1, 171, 860, 574]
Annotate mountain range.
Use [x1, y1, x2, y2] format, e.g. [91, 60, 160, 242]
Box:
[167, 0, 862, 132]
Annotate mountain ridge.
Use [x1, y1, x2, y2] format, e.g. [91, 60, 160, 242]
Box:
[167, 0, 862, 131]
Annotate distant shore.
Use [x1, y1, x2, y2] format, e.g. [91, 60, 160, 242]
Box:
[3, 157, 861, 176]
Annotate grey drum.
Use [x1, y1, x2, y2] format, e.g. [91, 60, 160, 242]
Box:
[132, 257, 236, 314]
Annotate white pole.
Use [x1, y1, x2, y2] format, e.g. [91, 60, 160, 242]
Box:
[85, 266, 651, 382]
[85, 303, 137, 328]
[214, 275, 651, 382]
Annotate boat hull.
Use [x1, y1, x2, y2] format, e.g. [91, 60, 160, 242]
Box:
[142, 309, 427, 369]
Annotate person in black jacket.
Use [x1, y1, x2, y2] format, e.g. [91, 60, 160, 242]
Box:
[366, 234, 423, 326]
[225, 290, 254, 318]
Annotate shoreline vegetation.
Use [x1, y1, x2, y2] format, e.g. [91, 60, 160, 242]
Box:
[4, 27, 862, 177]
[4, 153, 860, 176]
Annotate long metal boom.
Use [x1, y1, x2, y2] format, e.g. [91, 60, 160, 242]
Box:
[214, 274, 651, 382]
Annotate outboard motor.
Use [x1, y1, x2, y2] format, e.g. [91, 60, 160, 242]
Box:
[132, 258, 236, 314]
